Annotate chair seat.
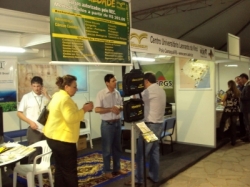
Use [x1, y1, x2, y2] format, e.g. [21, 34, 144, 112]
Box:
[15, 164, 51, 174]
[79, 129, 90, 134]
[161, 132, 171, 137]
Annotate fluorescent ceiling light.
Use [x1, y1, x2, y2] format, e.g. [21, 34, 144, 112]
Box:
[0, 46, 26, 53]
[132, 57, 155, 62]
[158, 55, 166, 58]
[224, 64, 238, 67]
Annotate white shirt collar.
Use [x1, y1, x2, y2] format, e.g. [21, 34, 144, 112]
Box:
[32, 91, 43, 97]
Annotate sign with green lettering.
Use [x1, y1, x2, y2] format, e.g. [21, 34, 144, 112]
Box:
[50, 0, 131, 65]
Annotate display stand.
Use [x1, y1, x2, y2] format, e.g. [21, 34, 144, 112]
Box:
[130, 122, 135, 187]
[130, 122, 158, 187]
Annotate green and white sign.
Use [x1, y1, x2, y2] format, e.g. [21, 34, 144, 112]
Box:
[50, 0, 131, 65]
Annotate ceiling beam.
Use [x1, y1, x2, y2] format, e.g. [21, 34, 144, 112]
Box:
[177, 0, 243, 39]
[132, 0, 242, 22]
[0, 8, 49, 34]
[21, 34, 50, 48]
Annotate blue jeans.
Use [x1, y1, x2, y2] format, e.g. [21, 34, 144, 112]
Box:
[101, 120, 122, 173]
[135, 123, 163, 183]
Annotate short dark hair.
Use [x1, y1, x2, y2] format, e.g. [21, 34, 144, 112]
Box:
[31, 76, 43, 85]
[144, 72, 156, 83]
[104, 74, 114, 83]
[239, 73, 249, 80]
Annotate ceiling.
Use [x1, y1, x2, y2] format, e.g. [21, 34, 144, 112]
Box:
[0, 0, 249, 62]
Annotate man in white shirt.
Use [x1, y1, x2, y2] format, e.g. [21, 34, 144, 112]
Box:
[95, 74, 126, 179]
[125, 72, 166, 186]
[17, 76, 51, 163]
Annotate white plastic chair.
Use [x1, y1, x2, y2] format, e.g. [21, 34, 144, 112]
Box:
[13, 140, 54, 187]
[79, 118, 93, 149]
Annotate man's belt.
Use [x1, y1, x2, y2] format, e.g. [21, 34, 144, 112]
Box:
[145, 122, 159, 124]
[104, 119, 120, 123]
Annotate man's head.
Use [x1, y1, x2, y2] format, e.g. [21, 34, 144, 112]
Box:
[31, 76, 43, 95]
[104, 74, 117, 91]
[235, 76, 242, 86]
[239, 73, 249, 85]
[144, 72, 156, 89]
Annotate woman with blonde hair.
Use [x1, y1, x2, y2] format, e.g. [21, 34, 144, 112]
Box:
[219, 80, 240, 145]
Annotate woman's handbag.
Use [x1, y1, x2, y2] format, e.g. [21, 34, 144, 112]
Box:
[37, 101, 50, 125]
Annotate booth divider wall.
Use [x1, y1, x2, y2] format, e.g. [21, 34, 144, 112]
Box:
[175, 58, 216, 147]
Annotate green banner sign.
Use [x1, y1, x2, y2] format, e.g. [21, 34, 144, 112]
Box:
[50, 0, 130, 64]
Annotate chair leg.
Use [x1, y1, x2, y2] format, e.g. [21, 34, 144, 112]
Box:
[89, 133, 93, 149]
[37, 174, 43, 187]
[170, 136, 173, 152]
[26, 173, 34, 187]
[13, 170, 17, 187]
[48, 171, 54, 187]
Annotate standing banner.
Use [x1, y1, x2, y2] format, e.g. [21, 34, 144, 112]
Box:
[50, 0, 131, 65]
[130, 28, 215, 61]
[0, 59, 17, 112]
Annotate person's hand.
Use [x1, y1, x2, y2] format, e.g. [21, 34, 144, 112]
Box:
[41, 87, 50, 97]
[111, 106, 120, 115]
[29, 121, 38, 130]
[83, 101, 94, 112]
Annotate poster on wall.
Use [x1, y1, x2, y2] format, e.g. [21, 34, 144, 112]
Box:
[18, 64, 88, 102]
[0, 59, 17, 112]
[179, 58, 211, 89]
[140, 62, 175, 103]
[50, 0, 131, 65]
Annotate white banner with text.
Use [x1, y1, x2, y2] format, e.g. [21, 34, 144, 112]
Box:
[130, 28, 215, 61]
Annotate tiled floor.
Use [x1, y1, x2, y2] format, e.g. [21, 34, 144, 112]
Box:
[160, 140, 250, 187]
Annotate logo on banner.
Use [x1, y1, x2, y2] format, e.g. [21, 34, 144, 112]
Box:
[156, 71, 173, 89]
[0, 61, 5, 69]
[130, 33, 148, 50]
[200, 47, 214, 60]
[116, 1, 126, 10]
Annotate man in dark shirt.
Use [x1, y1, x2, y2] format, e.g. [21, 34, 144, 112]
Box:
[239, 73, 250, 142]
[235, 76, 245, 137]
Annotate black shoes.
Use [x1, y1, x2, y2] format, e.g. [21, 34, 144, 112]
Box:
[240, 137, 250, 142]
[147, 176, 157, 183]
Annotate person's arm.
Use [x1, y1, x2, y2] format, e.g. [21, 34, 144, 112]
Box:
[41, 87, 51, 100]
[17, 111, 38, 130]
[95, 107, 112, 114]
[240, 86, 250, 101]
[221, 93, 227, 106]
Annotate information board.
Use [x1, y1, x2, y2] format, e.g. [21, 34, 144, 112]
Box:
[50, 0, 131, 65]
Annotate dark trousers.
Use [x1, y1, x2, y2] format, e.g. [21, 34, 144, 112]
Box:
[46, 137, 78, 187]
[219, 112, 238, 143]
[239, 112, 246, 137]
[27, 127, 45, 163]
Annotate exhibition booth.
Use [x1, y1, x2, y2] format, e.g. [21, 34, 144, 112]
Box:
[1, 2, 250, 187]
[0, 2, 249, 150]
